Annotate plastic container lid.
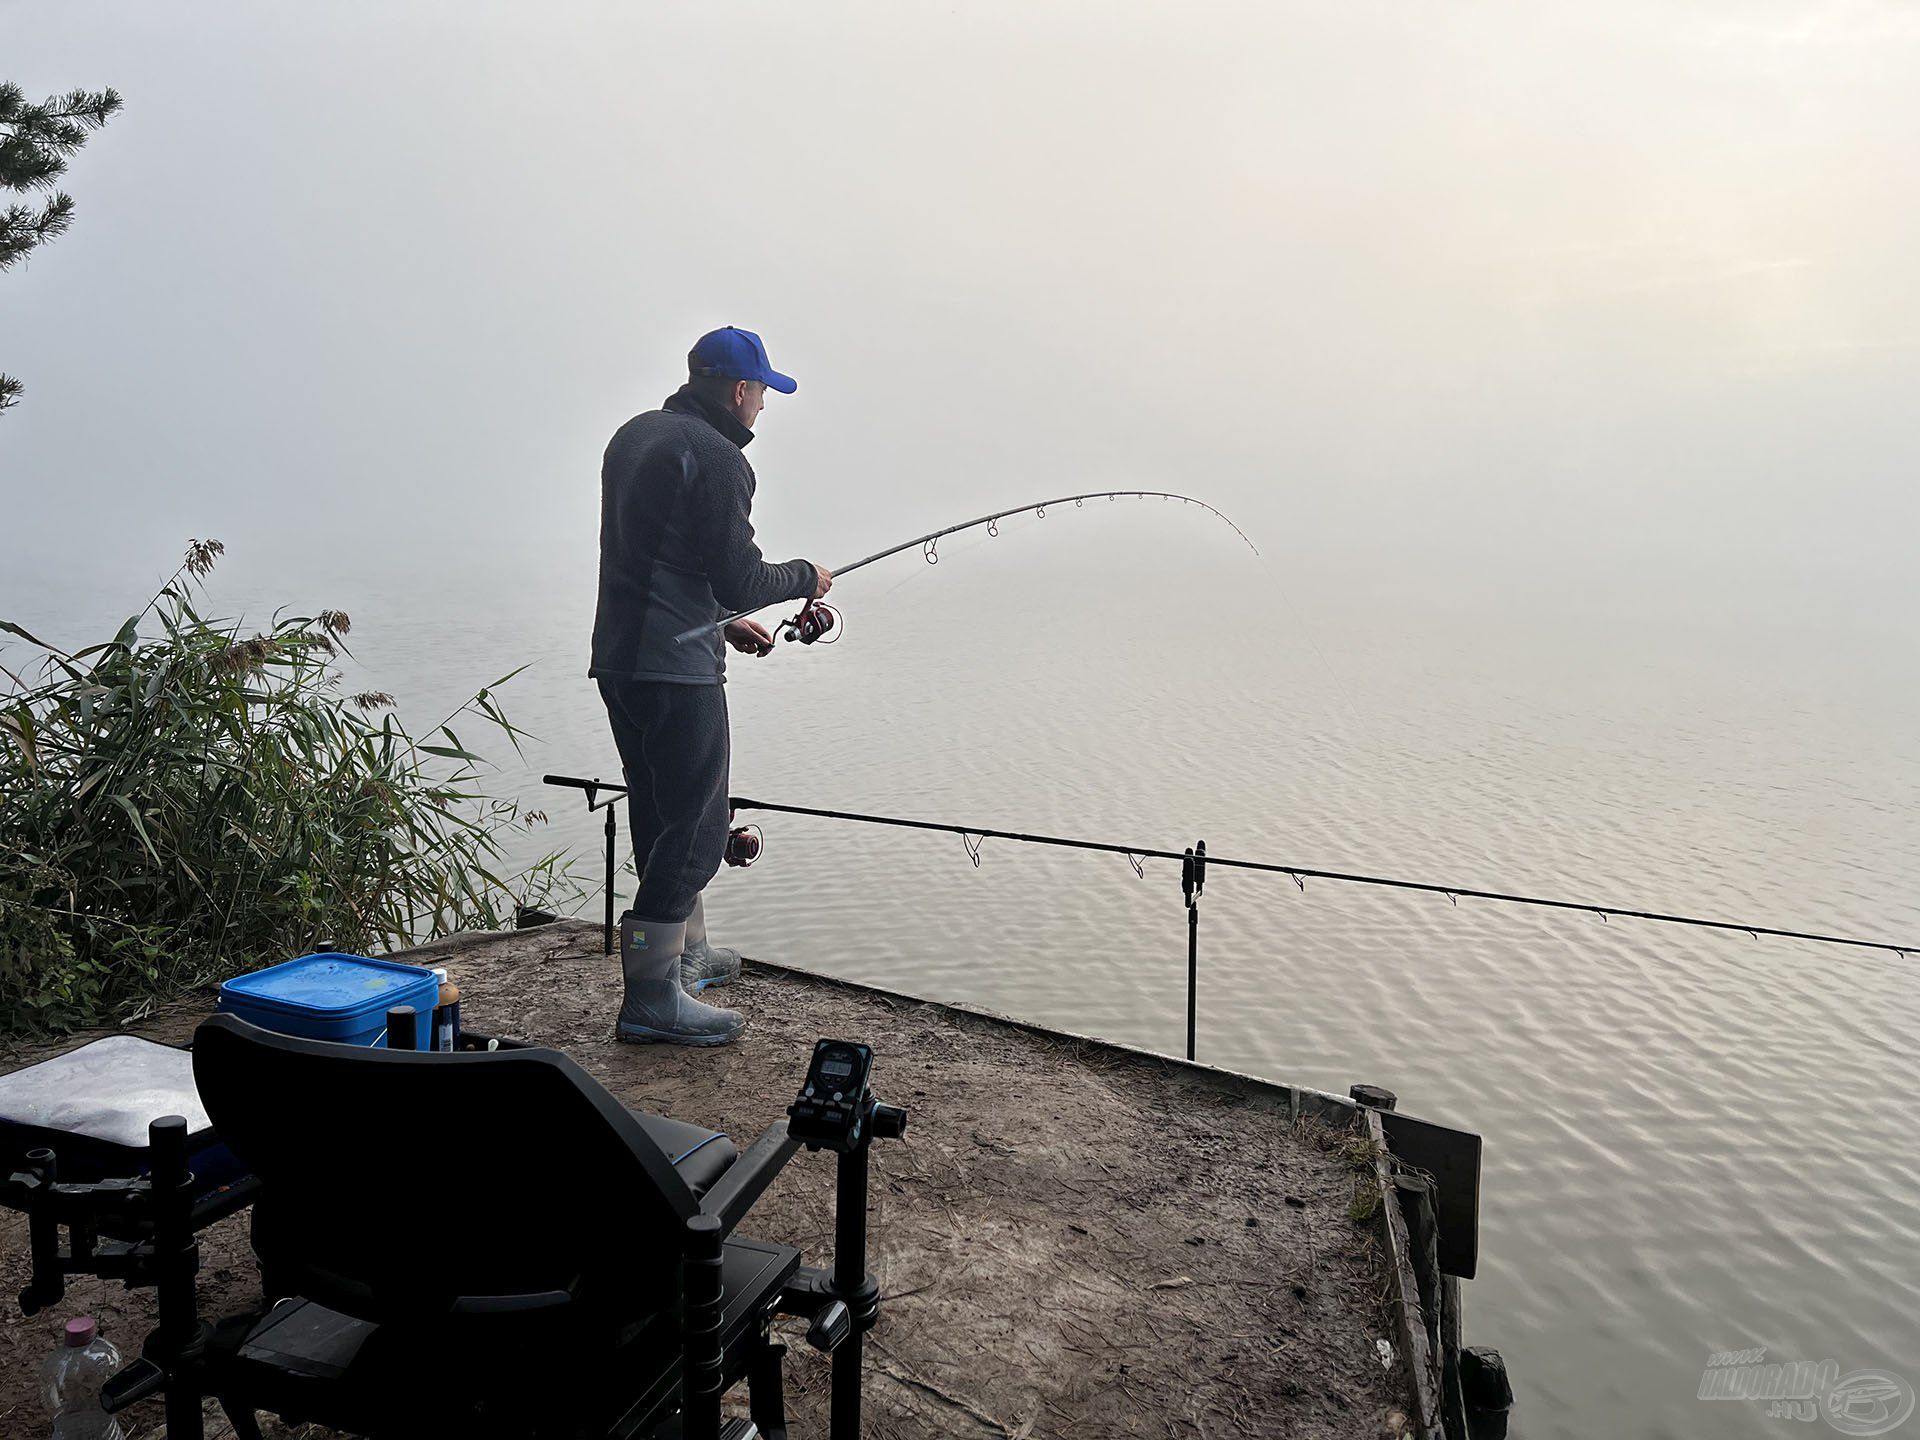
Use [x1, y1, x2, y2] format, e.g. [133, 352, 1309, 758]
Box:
[219, 953, 437, 1021]
[65, 1317, 97, 1346]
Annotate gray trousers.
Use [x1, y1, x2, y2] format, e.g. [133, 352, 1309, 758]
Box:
[597, 679, 730, 924]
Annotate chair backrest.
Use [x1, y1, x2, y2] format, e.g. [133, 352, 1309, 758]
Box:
[193, 1014, 694, 1330]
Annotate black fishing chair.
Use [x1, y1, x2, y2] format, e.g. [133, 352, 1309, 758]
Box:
[84, 1015, 901, 1440]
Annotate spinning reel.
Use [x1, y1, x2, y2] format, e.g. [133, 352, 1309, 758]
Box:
[724, 818, 764, 868]
[780, 598, 840, 646]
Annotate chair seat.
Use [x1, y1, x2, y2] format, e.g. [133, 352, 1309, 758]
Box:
[205, 1237, 800, 1437]
[628, 1111, 737, 1199]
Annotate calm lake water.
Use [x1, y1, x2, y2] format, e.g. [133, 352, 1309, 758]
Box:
[15, 519, 1913, 1440]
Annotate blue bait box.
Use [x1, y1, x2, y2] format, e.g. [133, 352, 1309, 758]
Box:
[217, 953, 438, 1049]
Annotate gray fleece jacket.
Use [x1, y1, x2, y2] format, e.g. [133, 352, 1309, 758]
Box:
[590, 385, 818, 684]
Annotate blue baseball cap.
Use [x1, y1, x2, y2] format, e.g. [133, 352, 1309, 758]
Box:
[687, 326, 797, 394]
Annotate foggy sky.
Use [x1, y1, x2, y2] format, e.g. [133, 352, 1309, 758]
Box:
[4, 0, 1918, 642]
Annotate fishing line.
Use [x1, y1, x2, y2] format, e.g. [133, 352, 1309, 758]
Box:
[870, 525, 996, 604]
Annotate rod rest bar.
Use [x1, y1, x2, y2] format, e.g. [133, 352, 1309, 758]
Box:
[542, 773, 630, 804]
[542, 772, 610, 792]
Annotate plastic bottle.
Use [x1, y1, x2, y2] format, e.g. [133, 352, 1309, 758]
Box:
[44, 1316, 125, 1439]
[431, 967, 461, 1053]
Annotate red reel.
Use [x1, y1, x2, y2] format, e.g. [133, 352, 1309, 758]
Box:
[782, 599, 840, 645]
[724, 824, 763, 868]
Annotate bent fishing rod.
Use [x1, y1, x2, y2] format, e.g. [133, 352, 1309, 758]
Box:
[671, 489, 1260, 648]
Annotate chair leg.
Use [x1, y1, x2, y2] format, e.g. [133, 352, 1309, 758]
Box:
[162, 1385, 206, 1440]
[682, 1215, 727, 1440]
[749, 1338, 788, 1440]
[150, 1118, 208, 1440]
[218, 1399, 266, 1440]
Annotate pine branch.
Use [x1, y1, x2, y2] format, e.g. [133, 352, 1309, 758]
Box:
[0, 85, 122, 195]
[0, 194, 76, 270]
[0, 131, 66, 192]
[0, 81, 120, 417]
[40, 88, 123, 128]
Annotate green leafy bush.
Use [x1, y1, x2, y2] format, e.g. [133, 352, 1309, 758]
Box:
[0, 540, 574, 1034]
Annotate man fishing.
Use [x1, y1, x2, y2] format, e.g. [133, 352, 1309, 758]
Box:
[590, 326, 831, 1046]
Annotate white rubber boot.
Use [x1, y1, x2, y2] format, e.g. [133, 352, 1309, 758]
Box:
[617, 912, 746, 1046]
[679, 893, 743, 993]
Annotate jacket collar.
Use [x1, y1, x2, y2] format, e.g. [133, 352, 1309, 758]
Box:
[664, 383, 754, 449]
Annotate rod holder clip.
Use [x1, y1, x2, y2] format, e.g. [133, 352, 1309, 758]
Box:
[1182, 840, 1207, 907]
